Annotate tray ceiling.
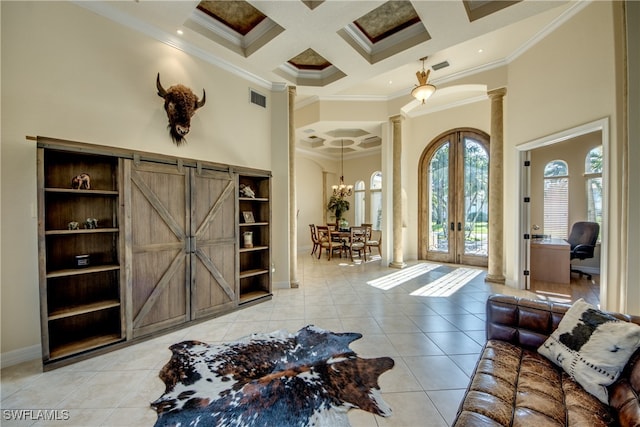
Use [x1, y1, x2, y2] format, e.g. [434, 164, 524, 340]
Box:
[75, 0, 580, 158]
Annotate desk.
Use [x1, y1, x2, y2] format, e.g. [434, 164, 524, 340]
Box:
[530, 238, 570, 284]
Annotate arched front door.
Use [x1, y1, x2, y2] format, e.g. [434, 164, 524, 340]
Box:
[419, 129, 489, 267]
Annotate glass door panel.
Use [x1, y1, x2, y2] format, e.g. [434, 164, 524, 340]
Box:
[429, 142, 450, 254]
[459, 136, 489, 266]
[420, 130, 489, 267]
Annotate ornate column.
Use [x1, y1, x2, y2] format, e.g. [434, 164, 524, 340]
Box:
[322, 171, 329, 225]
[288, 86, 299, 288]
[486, 88, 507, 284]
[389, 115, 406, 269]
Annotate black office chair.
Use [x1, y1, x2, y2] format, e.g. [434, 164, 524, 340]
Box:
[566, 221, 600, 280]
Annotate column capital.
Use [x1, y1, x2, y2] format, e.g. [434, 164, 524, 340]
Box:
[488, 87, 507, 99]
[390, 114, 402, 124]
[288, 86, 297, 96]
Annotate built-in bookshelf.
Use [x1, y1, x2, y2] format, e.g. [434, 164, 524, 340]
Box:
[37, 149, 124, 364]
[238, 174, 271, 304]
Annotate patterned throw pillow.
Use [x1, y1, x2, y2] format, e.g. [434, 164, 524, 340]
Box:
[538, 298, 640, 403]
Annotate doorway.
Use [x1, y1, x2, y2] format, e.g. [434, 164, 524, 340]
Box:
[419, 128, 489, 267]
[517, 118, 608, 304]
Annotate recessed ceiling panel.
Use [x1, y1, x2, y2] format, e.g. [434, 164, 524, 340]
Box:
[186, 0, 284, 57]
[328, 139, 355, 147]
[275, 48, 346, 87]
[301, 0, 324, 11]
[463, 0, 521, 22]
[354, 1, 420, 43]
[288, 48, 332, 70]
[327, 129, 369, 138]
[197, 1, 266, 36]
[339, 1, 430, 65]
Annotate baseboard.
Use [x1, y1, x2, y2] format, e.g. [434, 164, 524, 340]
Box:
[1, 344, 41, 369]
[272, 280, 291, 289]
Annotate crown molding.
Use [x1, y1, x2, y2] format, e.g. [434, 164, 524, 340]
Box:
[72, 1, 279, 91]
[320, 94, 389, 102]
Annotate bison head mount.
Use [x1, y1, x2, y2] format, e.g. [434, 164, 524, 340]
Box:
[156, 73, 206, 145]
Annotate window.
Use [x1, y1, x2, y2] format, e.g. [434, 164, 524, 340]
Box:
[585, 146, 602, 233]
[354, 180, 365, 226]
[543, 160, 569, 238]
[370, 171, 382, 230]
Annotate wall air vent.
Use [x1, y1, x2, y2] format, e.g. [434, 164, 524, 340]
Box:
[249, 89, 267, 108]
[432, 60, 450, 71]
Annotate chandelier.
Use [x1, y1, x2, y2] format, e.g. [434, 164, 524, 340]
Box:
[411, 56, 436, 104]
[332, 139, 353, 198]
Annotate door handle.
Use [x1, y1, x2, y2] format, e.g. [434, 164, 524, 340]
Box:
[185, 236, 197, 253]
[458, 222, 462, 231]
[450, 222, 454, 231]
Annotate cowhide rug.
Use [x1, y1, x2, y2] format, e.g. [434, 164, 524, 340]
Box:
[151, 325, 395, 427]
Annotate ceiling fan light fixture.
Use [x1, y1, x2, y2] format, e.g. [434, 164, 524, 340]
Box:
[411, 57, 436, 104]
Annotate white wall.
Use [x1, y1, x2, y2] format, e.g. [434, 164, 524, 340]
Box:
[1, 2, 289, 359]
[296, 156, 327, 252]
[626, 1, 640, 315]
[295, 152, 382, 252]
[505, 1, 624, 307]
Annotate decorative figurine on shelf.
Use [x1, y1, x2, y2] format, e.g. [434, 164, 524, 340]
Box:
[84, 218, 98, 229]
[239, 184, 255, 198]
[71, 173, 91, 190]
[243, 231, 254, 248]
[67, 221, 79, 230]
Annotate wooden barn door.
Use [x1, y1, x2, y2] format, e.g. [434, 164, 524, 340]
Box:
[125, 160, 190, 338]
[124, 160, 238, 338]
[190, 168, 237, 319]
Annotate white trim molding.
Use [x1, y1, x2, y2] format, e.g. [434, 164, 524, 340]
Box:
[1, 344, 41, 369]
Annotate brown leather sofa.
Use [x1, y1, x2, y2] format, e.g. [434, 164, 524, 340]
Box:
[453, 295, 640, 426]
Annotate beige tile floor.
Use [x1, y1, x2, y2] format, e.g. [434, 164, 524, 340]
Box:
[1, 252, 599, 427]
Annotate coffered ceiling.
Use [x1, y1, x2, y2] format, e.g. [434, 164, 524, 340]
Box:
[76, 0, 583, 159]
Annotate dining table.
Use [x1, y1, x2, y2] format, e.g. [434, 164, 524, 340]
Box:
[330, 229, 351, 257]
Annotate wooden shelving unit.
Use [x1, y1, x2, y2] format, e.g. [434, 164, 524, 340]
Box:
[238, 174, 272, 304]
[37, 148, 124, 366]
[34, 137, 273, 369]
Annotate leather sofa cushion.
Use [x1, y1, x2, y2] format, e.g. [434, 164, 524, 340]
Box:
[454, 340, 616, 426]
[609, 349, 640, 426]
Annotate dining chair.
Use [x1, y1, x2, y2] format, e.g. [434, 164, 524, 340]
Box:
[309, 224, 320, 256]
[326, 223, 342, 243]
[364, 225, 382, 256]
[347, 226, 367, 262]
[316, 225, 342, 260]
